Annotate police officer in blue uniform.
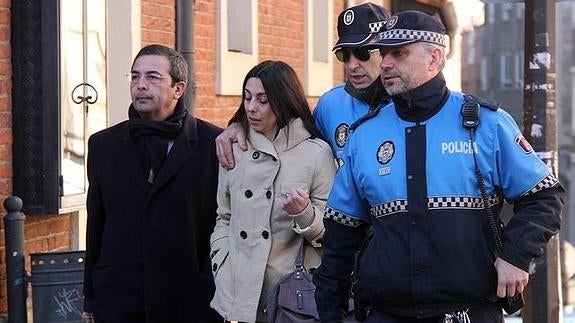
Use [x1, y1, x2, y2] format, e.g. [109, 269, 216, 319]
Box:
[313, 2, 391, 162]
[313, 10, 565, 323]
[215, 2, 391, 168]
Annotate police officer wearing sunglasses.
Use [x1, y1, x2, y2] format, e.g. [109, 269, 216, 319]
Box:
[313, 2, 392, 162]
[215, 2, 391, 169]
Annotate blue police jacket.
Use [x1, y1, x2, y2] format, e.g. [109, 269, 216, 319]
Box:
[314, 76, 563, 320]
[314, 80, 389, 160]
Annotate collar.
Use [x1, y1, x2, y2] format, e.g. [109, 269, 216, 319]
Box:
[392, 72, 449, 122]
[344, 76, 391, 110]
[248, 118, 311, 158]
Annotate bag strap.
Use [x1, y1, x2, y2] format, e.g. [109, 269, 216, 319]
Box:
[294, 239, 306, 274]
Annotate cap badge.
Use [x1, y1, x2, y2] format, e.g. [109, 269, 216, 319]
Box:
[386, 15, 398, 29]
[343, 9, 355, 25]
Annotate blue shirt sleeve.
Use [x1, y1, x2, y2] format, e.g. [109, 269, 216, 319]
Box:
[492, 110, 554, 200]
[326, 141, 370, 226]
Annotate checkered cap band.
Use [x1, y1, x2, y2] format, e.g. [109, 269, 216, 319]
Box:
[379, 29, 446, 47]
[525, 174, 559, 196]
[368, 21, 387, 33]
[324, 207, 365, 227]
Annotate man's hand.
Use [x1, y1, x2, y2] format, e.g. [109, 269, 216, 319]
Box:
[495, 257, 529, 298]
[215, 122, 247, 170]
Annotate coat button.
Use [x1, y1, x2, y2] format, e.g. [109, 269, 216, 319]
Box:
[252, 151, 260, 159]
[212, 263, 218, 272]
[240, 231, 247, 239]
[266, 190, 272, 199]
[262, 230, 269, 239]
[245, 190, 253, 198]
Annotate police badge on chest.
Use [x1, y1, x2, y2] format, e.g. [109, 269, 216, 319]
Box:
[376, 141, 394, 176]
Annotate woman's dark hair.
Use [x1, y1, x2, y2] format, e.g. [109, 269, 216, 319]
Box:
[231, 60, 321, 140]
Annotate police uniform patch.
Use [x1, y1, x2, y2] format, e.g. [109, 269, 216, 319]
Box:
[377, 141, 395, 164]
[515, 134, 534, 154]
[343, 9, 354, 25]
[335, 123, 350, 148]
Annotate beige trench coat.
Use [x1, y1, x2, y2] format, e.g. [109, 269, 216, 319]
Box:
[210, 118, 336, 322]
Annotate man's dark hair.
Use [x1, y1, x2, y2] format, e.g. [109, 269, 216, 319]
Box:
[132, 44, 188, 84]
[232, 60, 322, 140]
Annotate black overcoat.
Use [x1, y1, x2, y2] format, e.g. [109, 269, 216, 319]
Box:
[83, 111, 222, 323]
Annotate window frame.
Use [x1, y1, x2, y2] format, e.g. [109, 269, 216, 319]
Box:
[305, 0, 333, 96]
[216, 0, 259, 95]
[11, 0, 111, 215]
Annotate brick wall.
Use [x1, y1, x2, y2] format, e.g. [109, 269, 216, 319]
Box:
[0, 0, 74, 314]
[333, 2, 346, 86]
[138, 0, 348, 126]
[193, 0, 347, 126]
[0, 0, 12, 314]
[142, 0, 176, 47]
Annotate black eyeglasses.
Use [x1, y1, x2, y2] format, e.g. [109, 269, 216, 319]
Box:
[334, 47, 379, 62]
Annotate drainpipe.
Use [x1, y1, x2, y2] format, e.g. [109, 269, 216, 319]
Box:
[176, 0, 196, 114]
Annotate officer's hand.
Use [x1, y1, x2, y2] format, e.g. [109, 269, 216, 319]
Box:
[215, 122, 247, 170]
[494, 257, 529, 298]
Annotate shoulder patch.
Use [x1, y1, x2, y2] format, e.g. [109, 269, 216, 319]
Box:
[515, 133, 534, 154]
[463, 93, 501, 111]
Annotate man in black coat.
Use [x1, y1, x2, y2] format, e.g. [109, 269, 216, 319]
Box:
[82, 44, 222, 323]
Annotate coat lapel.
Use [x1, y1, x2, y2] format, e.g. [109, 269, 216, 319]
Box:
[149, 115, 197, 196]
[116, 124, 150, 193]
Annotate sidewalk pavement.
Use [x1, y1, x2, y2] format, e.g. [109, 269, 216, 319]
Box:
[504, 306, 575, 323]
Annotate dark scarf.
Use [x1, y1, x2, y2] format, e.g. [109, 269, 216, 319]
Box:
[392, 72, 450, 123]
[127, 100, 187, 184]
[344, 75, 391, 110]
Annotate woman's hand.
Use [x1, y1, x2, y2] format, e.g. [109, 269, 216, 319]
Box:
[281, 187, 310, 215]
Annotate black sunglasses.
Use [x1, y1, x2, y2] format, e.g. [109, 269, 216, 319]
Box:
[334, 47, 379, 62]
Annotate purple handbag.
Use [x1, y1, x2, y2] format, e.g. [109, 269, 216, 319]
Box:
[266, 241, 319, 323]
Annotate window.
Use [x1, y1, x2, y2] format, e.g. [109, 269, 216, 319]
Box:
[305, 0, 333, 96]
[12, 0, 109, 214]
[480, 57, 488, 92]
[500, 52, 513, 87]
[216, 0, 258, 95]
[227, 0, 253, 54]
[516, 3, 524, 20]
[465, 31, 476, 65]
[514, 51, 524, 89]
[501, 3, 513, 22]
[59, 0, 108, 209]
[486, 4, 495, 25]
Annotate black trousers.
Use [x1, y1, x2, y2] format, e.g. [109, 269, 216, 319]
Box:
[365, 304, 504, 323]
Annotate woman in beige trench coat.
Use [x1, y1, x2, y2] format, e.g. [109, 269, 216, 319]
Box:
[209, 60, 336, 323]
